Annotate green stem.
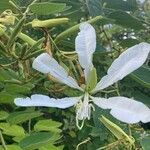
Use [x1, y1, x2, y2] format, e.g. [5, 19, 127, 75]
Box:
[128, 124, 132, 137]
[28, 119, 31, 134]
[0, 130, 7, 150]
[115, 83, 120, 96]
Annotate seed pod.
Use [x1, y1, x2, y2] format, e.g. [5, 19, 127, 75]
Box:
[27, 37, 45, 53]
[18, 32, 36, 46]
[24, 49, 44, 60]
[7, 17, 25, 49]
[20, 43, 28, 58]
[32, 18, 69, 28]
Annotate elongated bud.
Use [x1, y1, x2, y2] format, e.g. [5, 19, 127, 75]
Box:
[32, 18, 69, 28]
[20, 43, 28, 58]
[18, 32, 36, 46]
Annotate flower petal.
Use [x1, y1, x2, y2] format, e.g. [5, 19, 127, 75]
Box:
[75, 22, 96, 81]
[14, 94, 81, 109]
[93, 96, 150, 123]
[32, 53, 82, 91]
[93, 42, 150, 92]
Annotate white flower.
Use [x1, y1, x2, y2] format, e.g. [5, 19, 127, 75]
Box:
[14, 23, 150, 129]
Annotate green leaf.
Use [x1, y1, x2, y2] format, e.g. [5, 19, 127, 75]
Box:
[0, 69, 14, 81]
[0, 91, 17, 104]
[130, 65, 150, 88]
[0, 123, 25, 137]
[132, 90, 150, 106]
[34, 119, 62, 133]
[19, 132, 55, 150]
[108, 10, 144, 30]
[5, 83, 34, 95]
[39, 143, 64, 150]
[0, 68, 21, 82]
[29, 2, 67, 15]
[13, 135, 26, 143]
[140, 136, 150, 150]
[7, 111, 43, 124]
[120, 38, 139, 48]
[0, 0, 14, 13]
[104, 0, 137, 11]
[0, 111, 9, 120]
[86, 0, 104, 17]
[0, 145, 22, 150]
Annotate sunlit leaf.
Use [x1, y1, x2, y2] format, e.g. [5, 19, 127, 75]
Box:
[7, 111, 43, 124]
[29, 2, 67, 15]
[0, 123, 25, 137]
[19, 132, 56, 150]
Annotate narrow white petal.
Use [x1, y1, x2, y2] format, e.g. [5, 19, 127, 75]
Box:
[75, 22, 96, 81]
[93, 42, 150, 92]
[93, 96, 150, 123]
[14, 94, 81, 109]
[32, 53, 82, 90]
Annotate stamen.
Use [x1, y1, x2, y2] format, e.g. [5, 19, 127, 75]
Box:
[75, 93, 95, 128]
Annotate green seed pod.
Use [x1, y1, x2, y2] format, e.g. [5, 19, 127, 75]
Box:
[28, 37, 45, 53]
[20, 43, 28, 58]
[7, 17, 25, 49]
[86, 67, 97, 92]
[54, 16, 103, 43]
[24, 49, 44, 60]
[18, 32, 37, 46]
[32, 18, 69, 28]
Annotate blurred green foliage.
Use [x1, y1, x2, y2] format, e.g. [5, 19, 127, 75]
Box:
[0, 0, 150, 149]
